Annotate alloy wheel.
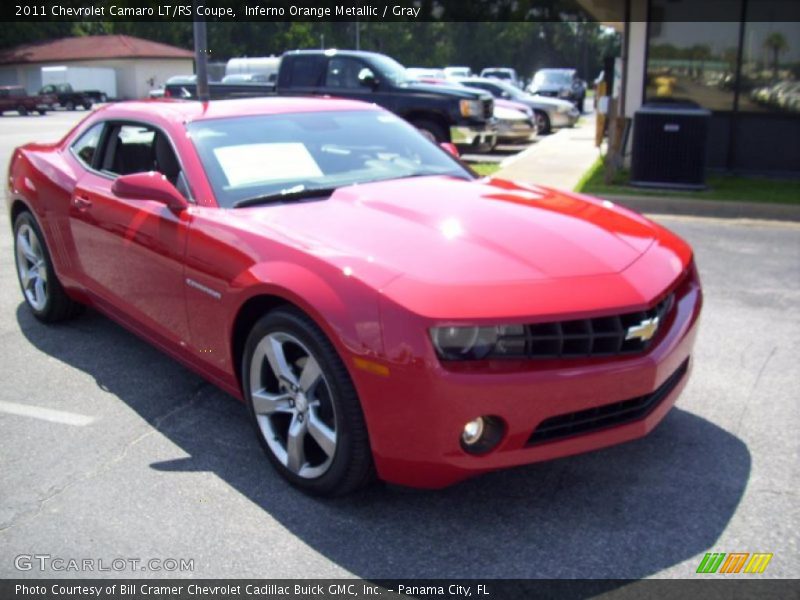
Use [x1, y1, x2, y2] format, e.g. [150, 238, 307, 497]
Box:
[15, 222, 48, 311]
[249, 331, 338, 479]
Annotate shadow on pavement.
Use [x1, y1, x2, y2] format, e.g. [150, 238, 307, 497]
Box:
[17, 304, 750, 579]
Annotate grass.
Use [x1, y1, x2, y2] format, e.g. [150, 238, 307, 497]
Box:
[575, 158, 800, 205]
[470, 162, 502, 177]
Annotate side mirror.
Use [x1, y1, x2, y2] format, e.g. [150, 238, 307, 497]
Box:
[358, 68, 378, 89]
[111, 171, 188, 211]
[439, 142, 460, 158]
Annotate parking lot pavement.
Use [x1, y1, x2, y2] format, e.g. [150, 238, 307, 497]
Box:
[1, 117, 798, 580]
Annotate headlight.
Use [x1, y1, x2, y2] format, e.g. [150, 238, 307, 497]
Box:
[430, 324, 525, 360]
[459, 99, 483, 117]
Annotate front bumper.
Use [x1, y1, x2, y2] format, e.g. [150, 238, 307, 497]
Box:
[551, 107, 580, 128]
[451, 124, 497, 153]
[353, 270, 702, 489]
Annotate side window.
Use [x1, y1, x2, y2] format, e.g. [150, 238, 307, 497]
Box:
[71, 123, 105, 169]
[288, 56, 326, 87]
[325, 57, 365, 89]
[102, 123, 189, 199]
[41, 85, 54, 94]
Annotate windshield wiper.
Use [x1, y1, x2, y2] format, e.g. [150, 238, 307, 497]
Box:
[233, 185, 338, 208]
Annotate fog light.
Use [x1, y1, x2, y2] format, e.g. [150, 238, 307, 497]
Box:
[460, 415, 505, 455]
[462, 417, 485, 446]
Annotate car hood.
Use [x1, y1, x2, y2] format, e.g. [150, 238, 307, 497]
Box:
[236, 176, 687, 317]
[402, 81, 490, 101]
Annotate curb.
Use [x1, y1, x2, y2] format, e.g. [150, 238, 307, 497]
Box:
[598, 194, 800, 223]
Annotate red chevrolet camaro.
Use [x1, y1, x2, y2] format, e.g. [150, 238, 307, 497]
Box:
[8, 98, 702, 495]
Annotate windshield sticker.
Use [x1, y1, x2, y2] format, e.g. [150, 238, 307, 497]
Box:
[214, 143, 323, 187]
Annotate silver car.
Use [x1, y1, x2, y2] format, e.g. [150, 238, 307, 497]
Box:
[456, 77, 579, 134]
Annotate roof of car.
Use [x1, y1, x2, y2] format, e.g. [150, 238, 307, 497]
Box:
[94, 96, 382, 124]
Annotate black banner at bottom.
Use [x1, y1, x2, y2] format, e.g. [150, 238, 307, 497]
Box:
[2, 579, 798, 600]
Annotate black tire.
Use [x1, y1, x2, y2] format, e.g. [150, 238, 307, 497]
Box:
[13, 211, 83, 323]
[534, 110, 551, 135]
[82, 102, 92, 111]
[37, 109, 47, 116]
[16, 105, 28, 116]
[411, 118, 447, 144]
[242, 307, 374, 496]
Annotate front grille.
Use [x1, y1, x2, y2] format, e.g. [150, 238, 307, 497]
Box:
[483, 98, 493, 119]
[487, 293, 674, 360]
[527, 359, 689, 446]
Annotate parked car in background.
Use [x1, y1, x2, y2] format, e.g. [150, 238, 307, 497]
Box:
[528, 69, 587, 112]
[444, 66, 473, 79]
[457, 77, 579, 134]
[395, 76, 536, 147]
[406, 68, 447, 81]
[480, 67, 523, 89]
[39, 83, 95, 111]
[0, 86, 51, 116]
[8, 97, 701, 495]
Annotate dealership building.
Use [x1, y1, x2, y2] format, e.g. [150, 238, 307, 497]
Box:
[583, 0, 800, 175]
[0, 35, 193, 100]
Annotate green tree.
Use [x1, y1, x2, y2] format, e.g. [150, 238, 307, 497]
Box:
[763, 31, 789, 78]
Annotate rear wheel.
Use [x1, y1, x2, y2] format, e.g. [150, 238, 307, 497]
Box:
[13, 212, 83, 322]
[37, 109, 47, 116]
[411, 118, 447, 144]
[242, 308, 374, 496]
[16, 105, 28, 116]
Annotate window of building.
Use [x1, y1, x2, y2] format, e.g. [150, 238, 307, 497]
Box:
[646, 0, 741, 111]
[738, 1, 800, 114]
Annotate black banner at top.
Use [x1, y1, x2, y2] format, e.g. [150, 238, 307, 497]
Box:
[5, 0, 800, 22]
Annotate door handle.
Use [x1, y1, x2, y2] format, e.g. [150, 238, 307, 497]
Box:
[73, 195, 92, 210]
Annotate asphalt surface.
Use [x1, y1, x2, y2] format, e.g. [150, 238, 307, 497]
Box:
[0, 112, 798, 580]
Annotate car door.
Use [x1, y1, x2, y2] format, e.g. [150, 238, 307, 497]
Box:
[68, 121, 192, 345]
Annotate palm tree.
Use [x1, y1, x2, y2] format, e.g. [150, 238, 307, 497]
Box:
[763, 32, 789, 78]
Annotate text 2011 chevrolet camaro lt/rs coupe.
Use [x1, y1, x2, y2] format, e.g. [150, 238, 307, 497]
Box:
[8, 98, 702, 496]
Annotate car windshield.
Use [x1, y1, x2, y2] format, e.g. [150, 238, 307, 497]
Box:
[187, 109, 472, 208]
[484, 70, 512, 79]
[369, 54, 410, 85]
[534, 71, 572, 86]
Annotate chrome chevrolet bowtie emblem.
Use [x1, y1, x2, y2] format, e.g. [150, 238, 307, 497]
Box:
[625, 316, 660, 342]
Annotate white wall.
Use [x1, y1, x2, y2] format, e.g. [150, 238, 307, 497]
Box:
[2, 58, 193, 99]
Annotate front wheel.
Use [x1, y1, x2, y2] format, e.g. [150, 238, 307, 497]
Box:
[242, 308, 374, 496]
[14, 212, 83, 322]
[82, 101, 93, 111]
[411, 118, 447, 144]
[534, 110, 551, 135]
[65, 101, 75, 111]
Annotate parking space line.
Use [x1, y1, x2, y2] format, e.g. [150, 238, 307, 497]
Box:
[0, 400, 94, 426]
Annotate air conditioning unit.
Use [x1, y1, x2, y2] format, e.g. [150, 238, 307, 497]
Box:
[631, 102, 711, 190]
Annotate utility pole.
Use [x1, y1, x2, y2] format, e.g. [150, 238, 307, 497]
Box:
[193, 0, 209, 102]
[355, 20, 360, 50]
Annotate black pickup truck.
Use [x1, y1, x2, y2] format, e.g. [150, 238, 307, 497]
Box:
[165, 50, 496, 151]
[38, 83, 106, 111]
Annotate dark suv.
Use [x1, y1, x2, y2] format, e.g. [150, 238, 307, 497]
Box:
[527, 69, 586, 113]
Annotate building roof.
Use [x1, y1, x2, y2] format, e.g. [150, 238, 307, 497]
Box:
[0, 35, 194, 65]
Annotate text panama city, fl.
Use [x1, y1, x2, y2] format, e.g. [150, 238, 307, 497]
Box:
[17, 4, 422, 18]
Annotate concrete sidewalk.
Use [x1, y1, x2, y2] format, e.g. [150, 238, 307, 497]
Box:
[494, 111, 600, 191]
